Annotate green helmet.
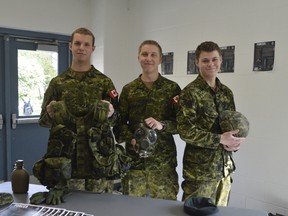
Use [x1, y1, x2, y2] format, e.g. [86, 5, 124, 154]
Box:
[219, 110, 249, 137]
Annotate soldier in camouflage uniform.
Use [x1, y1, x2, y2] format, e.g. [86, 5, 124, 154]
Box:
[113, 40, 181, 200]
[34, 28, 121, 204]
[177, 41, 246, 206]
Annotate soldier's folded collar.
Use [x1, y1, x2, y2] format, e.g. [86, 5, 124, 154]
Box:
[184, 196, 220, 216]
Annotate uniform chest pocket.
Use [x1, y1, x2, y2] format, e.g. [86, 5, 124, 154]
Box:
[202, 102, 218, 119]
[128, 95, 148, 108]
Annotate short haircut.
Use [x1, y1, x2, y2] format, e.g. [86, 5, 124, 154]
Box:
[195, 41, 222, 60]
[71, 27, 95, 46]
[138, 40, 163, 58]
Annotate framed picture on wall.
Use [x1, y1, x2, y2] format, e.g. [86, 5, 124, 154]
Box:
[187, 50, 199, 74]
[161, 52, 174, 75]
[220, 45, 235, 73]
[253, 41, 275, 71]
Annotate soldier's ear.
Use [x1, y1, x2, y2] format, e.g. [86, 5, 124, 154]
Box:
[195, 59, 199, 67]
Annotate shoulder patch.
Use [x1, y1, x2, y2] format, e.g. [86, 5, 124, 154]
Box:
[172, 95, 179, 104]
[108, 89, 118, 98]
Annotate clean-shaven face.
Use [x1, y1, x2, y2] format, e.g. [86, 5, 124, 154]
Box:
[70, 33, 95, 63]
[196, 50, 222, 79]
[138, 44, 162, 74]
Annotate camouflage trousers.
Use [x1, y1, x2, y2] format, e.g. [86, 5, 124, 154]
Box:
[122, 169, 179, 200]
[181, 175, 232, 206]
[67, 178, 114, 193]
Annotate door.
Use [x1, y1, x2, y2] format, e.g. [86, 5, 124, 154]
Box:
[0, 28, 70, 181]
[0, 36, 5, 181]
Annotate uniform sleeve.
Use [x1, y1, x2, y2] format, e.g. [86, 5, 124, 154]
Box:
[103, 78, 119, 126]
[113, 86, 134, 144]
[176, 88, 221, 149]
[161, 84, 181, 134]
[102, 79, 119, 109]
[39, 79, 57, 128]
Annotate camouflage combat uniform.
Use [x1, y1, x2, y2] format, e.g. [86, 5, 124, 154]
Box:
[39, 65, 119, 193]
[177, 75, 236, 206]
[113, 73, 181, 200]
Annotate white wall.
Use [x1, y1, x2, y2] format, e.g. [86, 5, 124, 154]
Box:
[1, 0, 288, 214]
[0, 0, 92, 35]
[99, 0, 288, 215]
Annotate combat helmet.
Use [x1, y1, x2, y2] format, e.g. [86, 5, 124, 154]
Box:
[219, 110, 249, 137]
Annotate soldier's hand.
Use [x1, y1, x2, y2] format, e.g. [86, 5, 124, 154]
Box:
[223, 144, 241, 152]
[220, 130, 245, 151]
[101, 100, 114, 118]
[46, 100, 57, 118]
[144, 117, 163, 130]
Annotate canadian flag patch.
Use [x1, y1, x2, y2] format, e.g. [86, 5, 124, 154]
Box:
[109, 89, 118, 98]
[172, 95, 179, 104]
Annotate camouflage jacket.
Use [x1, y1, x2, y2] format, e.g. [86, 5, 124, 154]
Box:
[38, 66, 119, 179]
[39, 65, 118, 127]
[177, 75, 236, 180]
[113, 73, 181, 170]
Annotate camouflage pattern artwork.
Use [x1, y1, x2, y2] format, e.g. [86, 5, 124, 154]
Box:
[36, 66, 122, 193]
[113, 73, 181, 200]
[177, 75, 236, 204]
[219, 110, 249, 137]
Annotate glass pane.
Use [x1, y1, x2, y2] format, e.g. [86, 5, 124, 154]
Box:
[18, 49, 58, 116]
